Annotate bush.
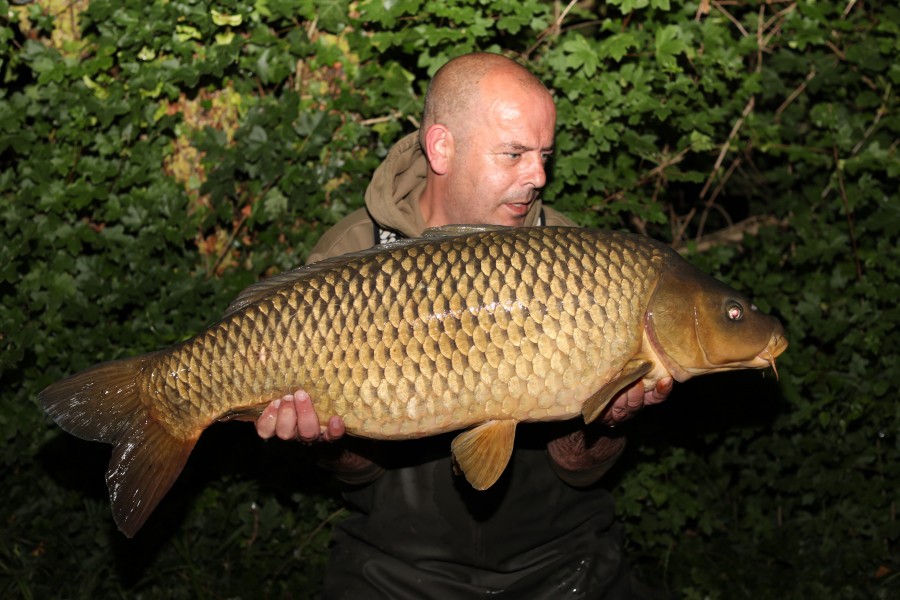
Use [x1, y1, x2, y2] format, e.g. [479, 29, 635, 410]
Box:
[1, 1, 897, 597]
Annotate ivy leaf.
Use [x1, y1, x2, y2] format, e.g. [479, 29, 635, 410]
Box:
[319, 0, 350, 33]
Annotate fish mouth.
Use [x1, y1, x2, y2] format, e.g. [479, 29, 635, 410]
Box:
[757, 331, 789, 380]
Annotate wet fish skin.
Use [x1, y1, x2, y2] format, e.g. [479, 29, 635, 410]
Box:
[146, 227, 663, 439]
[39, 226, 787, 537]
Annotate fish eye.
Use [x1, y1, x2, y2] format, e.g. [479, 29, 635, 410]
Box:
[726, 302, 744, 321]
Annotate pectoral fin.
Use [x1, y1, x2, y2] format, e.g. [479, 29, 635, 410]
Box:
[582, 359, 653, 424]
[450, 420, 517, 490]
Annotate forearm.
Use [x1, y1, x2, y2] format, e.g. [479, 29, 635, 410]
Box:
[316, 442, 385, 486]
[547, 431, 626, 487]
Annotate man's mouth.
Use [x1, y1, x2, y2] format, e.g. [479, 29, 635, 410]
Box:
[505, 200, 532, 216]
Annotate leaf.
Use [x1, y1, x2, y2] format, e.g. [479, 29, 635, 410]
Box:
[654, 24, 687, 70]
[558, 35, 601, 77]
[262, 187, 288, 221]
[318, 0, 350, 32]
[211, 9, 242, 27]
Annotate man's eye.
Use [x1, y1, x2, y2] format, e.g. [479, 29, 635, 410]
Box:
[506, 153, 521, 159]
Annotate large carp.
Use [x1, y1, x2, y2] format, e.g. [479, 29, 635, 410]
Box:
[40, 225, 787, 537]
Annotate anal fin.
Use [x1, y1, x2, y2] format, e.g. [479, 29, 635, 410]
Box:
[582, 359, 653, 424]
[450, 420, 517, 490]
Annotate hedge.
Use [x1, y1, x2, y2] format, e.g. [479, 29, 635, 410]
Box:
[1, 1, 897, 597]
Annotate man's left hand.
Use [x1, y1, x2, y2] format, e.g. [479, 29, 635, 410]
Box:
[601, 376, 673, 426]
[546, 377, 673, 486]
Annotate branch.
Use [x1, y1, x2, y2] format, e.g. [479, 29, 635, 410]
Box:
[833, 147, 863, 281]
[592, 146, 690, 209]
[775, 67, 817, 120]
[523, 0, 579, 59]
[700, 96, 755, 199]
[672, 215, 788, 254]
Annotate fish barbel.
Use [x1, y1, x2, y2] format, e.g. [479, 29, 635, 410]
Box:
[39, 225, 787, 536]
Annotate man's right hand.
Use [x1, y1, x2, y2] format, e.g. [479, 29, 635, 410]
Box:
[255, 390, 345, 442]
[255, 390, 385, 485]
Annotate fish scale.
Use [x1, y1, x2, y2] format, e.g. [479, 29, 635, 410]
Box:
[40, 225, 787, 537]
[141, 228, 662, 441]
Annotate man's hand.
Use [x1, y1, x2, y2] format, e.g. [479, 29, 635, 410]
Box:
[254, 390, 385, 485]
[255, 390, 345, 442]
[546, 377, 673, 486]
[601, 376, 673, 426]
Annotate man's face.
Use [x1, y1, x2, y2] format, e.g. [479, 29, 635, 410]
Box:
[440, 85, 556, 227]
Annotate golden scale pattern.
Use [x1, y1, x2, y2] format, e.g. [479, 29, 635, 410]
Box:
[148, 228, 669, 440]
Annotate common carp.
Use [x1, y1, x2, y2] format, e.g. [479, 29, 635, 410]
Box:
[40, 225, 787, 537]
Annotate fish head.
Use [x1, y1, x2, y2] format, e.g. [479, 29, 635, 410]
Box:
[645, 259, 788, 381]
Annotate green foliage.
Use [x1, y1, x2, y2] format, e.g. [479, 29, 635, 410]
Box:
[1, 0, 897, 597]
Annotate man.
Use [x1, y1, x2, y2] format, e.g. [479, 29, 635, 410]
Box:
[256, 53, 671, 598]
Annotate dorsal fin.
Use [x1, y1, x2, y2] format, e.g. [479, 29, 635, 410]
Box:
[222, 238, 422, 317]
[223, 225, 507, 318]
[422, 224, 509, 238]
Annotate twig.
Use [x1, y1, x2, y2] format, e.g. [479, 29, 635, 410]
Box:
[696, 156, 741, 241]
[694, 0, 711, 22]
[523, 0, 579, 59]
[673, 215, 788, 254]
[245, 502, 259, 547]
[294, 507, 347, 558]
[592, 146, 690, 209]
[208, 208, 249, 277]
[821, 84, 892, 196]
[761, 2, 797, 48]
[359, 112, 401, 126]
[842, 0, 859, 19]
[700, 96, 755, 199]
[671, 206, 697, 248]
[851, 102, 888, 156]
[825, 40, 846, 62]
[712, 1, 749, 37]
[775, 67, 816, 120]
[834, 146, 863, 281]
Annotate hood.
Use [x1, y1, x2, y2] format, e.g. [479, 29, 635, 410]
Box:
[364, 131, 546, 237]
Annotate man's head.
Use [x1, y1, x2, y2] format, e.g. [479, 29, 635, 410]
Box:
[417, 53, 556, 228]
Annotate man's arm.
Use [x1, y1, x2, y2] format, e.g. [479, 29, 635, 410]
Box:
[547, 378, 673, 487]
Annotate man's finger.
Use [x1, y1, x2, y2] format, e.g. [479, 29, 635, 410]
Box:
[294, 390, 321, 442]
[645, 377, 673, 405]
[255, 399, 280, 439]
[323, 415, 346, 442]
[624, 382, 645, 410]
[274, 395, 299, 440]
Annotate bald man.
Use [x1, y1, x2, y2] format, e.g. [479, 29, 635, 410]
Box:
[256, 53, 670, 598]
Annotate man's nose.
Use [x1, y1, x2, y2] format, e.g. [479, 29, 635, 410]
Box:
[524, 153, 547, 188]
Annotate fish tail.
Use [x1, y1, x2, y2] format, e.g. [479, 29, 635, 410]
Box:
[38, 354, 197, 538]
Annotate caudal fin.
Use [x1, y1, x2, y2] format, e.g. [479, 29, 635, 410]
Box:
[38, 355, 197, 537]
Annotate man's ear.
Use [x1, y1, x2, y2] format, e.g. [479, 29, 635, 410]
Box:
[423, 124, 453, 175]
